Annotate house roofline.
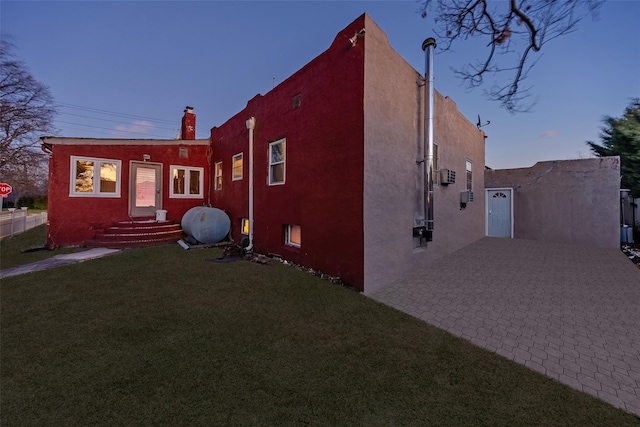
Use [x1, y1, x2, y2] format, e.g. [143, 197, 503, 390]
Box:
[40, 137, 210, 146]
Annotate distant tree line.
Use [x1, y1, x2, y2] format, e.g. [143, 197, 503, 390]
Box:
[3, 195, 48, 210]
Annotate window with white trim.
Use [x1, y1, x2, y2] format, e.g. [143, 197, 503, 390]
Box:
[214, 162, 223, 190]
[70, 156, 121, 197]
[269, 139, 286, 185]
[433, 143, 439, 185]
[241, 218, 249, 235]
[285, 224, 301, 247]
[170, 165, 204, 198]
[232, 153, 243, 181]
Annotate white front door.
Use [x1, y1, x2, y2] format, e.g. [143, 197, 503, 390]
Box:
[129, 162, 162, 217]
[486, 189, 512, 238]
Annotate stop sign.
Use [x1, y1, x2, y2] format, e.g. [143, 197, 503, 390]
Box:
[0, 183, 13, 197]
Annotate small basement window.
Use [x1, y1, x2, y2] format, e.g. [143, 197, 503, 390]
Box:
[285, 224, 301, 248]
[241, 218, 250, 235]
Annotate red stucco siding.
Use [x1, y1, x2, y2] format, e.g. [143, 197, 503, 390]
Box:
[42, 13, 486, 294]
[46, 141, 210, 247]
[211, 16, 367, 289]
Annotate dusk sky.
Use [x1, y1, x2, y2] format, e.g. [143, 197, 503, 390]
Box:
[3, 1, 639, 169]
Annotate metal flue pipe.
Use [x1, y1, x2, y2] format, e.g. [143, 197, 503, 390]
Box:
[422, 37, 436, 240]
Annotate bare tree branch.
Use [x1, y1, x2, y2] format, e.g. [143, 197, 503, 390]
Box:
[420, 0, 604, 112]
[0, 39, 57, 197]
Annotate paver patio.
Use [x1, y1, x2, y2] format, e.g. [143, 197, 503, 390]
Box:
[370, 237, 640, 417]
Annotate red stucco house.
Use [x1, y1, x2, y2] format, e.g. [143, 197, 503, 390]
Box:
[43, 14, 486, 293]
[41, 108, 210, 248]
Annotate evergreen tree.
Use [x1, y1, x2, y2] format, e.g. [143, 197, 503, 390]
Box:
[587, 99, 640, 198]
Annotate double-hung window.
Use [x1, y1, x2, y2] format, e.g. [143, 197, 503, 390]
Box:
[214, 162, 223, 190]
[170, 165, 204, 198]
[70, 156, 121, 197]
[269, 139, 286, 185]
[232, 153, 243, 181]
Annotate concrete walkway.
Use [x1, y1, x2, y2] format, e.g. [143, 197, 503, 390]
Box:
[0, 248, 120, 279]
[370, 237, 640, 417]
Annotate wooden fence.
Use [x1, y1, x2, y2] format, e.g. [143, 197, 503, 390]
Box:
[621, 192, 638, 244]
[0, 209, 48, 240]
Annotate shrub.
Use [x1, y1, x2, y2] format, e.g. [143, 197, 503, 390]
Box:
[16, 195, 47, 210]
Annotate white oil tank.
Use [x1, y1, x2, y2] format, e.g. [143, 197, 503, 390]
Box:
[181, 206, 230, 244]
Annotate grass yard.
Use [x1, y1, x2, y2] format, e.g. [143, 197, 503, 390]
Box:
[1, 235, 639, 426]
[0, 225, 76, 270]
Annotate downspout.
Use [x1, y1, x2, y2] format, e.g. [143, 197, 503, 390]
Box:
[40, 137, 53, 155]
[246, 117, 256, 251]
[422, 37, 436, 241]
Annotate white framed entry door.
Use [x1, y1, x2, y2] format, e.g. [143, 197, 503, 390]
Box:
[486, 188, 513, 238]
[129, 162, 162, 217]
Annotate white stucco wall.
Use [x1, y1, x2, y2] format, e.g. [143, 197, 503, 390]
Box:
[485, 157, 621, 248]
[362, 15, 486, 294]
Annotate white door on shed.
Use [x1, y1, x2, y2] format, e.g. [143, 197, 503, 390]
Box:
[487, 189, 512, 238]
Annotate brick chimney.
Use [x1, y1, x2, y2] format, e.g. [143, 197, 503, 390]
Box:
[180, 106, 196, 140]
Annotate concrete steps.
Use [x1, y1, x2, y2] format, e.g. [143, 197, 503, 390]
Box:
[86, 219, 185, 249]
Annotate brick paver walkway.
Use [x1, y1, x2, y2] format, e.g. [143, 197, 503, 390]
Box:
[370, 237, 640, 416]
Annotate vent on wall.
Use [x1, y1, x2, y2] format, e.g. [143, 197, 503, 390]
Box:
[460, 190, 474, 203]
[440, 169, 456, 185]
[292, 95, 301, 110]
[460, 190, 474, 210]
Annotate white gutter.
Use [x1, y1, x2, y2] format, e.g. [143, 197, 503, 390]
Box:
[246, 117, 256, 251]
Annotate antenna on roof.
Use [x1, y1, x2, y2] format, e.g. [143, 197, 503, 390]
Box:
[477, 114, 490, 129]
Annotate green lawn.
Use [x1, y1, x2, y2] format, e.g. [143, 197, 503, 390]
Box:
[0, 225, 76, 270]
[1, 232, 639, 426]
